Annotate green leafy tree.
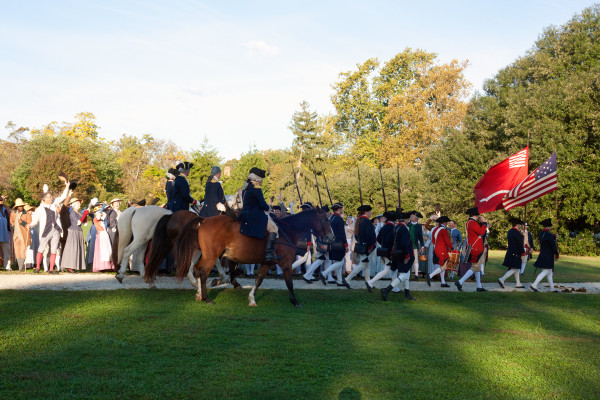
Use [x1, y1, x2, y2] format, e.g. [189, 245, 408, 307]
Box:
[222, 148, 269, 199]
[188, 138, 222, 200]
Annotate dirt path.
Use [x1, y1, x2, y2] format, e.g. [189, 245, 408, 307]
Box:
[0, 272, 598, 293]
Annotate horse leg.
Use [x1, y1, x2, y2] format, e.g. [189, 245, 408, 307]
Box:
[248, 264, 270, 307]
[196, 258, 216, 305]
[211, 258, 227, 287]
[186, 250, 201, 288]
[283, 266, 301, 308]
[136, 244, 147, 279]
[230, 263, 242, 290]
[115, 240, 144, 283]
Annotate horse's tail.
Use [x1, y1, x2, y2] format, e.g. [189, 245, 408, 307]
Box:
[144, 214, 172, 283]
[113, 207, 136, 267]
[174, 216, 204, 282]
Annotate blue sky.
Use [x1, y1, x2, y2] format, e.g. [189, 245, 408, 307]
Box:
[1, 0, 596, 160]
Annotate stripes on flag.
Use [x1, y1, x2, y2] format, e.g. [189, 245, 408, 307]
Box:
[508, 147, 528, 169]
[503, 152, 558, 211]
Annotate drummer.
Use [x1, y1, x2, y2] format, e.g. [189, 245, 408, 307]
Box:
[426, 216, 453, 288]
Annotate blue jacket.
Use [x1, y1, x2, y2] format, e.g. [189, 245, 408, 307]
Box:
[356, 216, 376, 252]
[240, 184, 270, 239]
[329, 213, 347, 261]
[534, 230, 559, 270]
[170, 176, 194, 212]
[377, 223, 395, 258]
[199, 180, 225, 217]
[392, 223, 414, 273]
[450, 228, 462, 250]
[503, 228, 524, 269]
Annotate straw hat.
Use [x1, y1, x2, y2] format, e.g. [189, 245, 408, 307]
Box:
[109, 198, 123, 205]
[68, 198, 82, 205]
[24, 204, 35, 212]
[13, 198, 27, 209]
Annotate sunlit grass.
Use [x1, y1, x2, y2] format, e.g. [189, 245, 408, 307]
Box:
[1, 289, 599, 399]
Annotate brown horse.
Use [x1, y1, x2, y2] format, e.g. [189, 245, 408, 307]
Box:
[144, 210, 238, 288]
[174, 208, 334, 307]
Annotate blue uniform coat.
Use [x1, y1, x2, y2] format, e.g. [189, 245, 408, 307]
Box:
[165, 180, 174, 210]
[503, 228, 524, 269]
[329, 213, 347, 261]
[534, 230, 559, 270]
[392, 223, 414, 273]
[356, 216, 376, 254]
[171, 176, 194, 212]
[199, 180, 225, 217]
[377, 223, 395, 258]
[240, 185, 270, 239]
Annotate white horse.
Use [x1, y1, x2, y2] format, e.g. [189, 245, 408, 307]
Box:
[113, 205, 172, 283]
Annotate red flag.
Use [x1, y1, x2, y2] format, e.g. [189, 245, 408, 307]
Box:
[502, 152, 557, 210]
[474, 147, 529, 213]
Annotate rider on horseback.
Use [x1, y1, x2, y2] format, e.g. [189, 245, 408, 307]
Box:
[239, 167, 280, 262]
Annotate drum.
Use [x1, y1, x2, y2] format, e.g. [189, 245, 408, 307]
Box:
[447, 250, 460, 271]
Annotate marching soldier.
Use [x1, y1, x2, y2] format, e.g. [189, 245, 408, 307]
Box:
[380, 212, 416, 301]
[318, 202, 348, 286]
[292, 202, 315, 274]
[408, 211, 425, 280]
[239, 167, 279, 262]
[427, 216, 453, 288]
[455, 207, 488, 292]
[530, 218, 560, 292]
[342, 204, 376, 288]
[199, 166, 226, 217]
[170, 161, 198, 212]
[366, 211, 397, 292]
[498, 218, 526, 289]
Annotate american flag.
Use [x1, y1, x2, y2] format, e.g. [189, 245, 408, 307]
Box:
[502, 152, 557, 211]
[509, 147, 528, 169]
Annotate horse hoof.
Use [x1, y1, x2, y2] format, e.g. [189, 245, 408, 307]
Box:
[149, 285, 157, 290]
[115, 275, 123, 284]
[249, 302, 257, 307]
[234, 285, 242, 290]
[195, 294, 202, 302]
[295, 303, 303, 308]
[210, 279, 220, 287]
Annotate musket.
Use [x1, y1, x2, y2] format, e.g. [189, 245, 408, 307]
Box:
[321, 168, 333, 206]
[379, 165, 387, 212]
[357, 165, 364, 205]
[292, 165, 303, 205]
[313, 167, 323, 208]
[396, 165, 401, 211]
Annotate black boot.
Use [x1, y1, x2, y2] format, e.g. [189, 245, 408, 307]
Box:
[404, 289, 416, 301]
[264, 233, 281, 262]
[381, 285, 392, 301]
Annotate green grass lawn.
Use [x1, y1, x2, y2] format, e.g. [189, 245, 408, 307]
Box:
[481, 250, 599, 283]
[1, 290, 599, 399]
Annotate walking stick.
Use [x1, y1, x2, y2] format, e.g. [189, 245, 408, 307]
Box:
[379, 165, 387, 212]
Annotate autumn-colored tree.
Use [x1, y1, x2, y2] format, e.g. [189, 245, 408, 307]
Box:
[330, 49, 470, 166]
[30, 112, 99, 140]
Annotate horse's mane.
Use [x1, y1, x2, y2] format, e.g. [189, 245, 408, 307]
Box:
[276, 209, 319, 233]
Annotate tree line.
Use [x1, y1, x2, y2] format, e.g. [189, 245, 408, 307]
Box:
[2, 5, 599, 255]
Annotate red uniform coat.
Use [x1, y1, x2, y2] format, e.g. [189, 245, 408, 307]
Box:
[466, 218, 487, 263]
[432, 226, 453, 265]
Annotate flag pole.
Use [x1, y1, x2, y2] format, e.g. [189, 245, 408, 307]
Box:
[524, 130, 530, 224]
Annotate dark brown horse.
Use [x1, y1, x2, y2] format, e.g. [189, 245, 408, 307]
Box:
[174, 208, 334, 307]
[144, 210, 238, 288]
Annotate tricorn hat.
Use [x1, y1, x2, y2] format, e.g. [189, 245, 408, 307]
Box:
[466, 207, 480, 216]
[248, 167, 266, 180]
[410, 210, 423, 218]
[272, 205, 281, 211]
[13, 198, 27, 209]
[383, 211, 396, 221]
[331, 202, 344, 211]
[166, 168, 179, 180]
[357, 204, 372, 213]
[176, 161, 194, 171]
[398, 212, 411, 220]
[321, 205, 330, 212]
[300, 202, 314, 210]
[508, 217, 524, 226]
[437, 216, 451, 224]
[540, 218, 552, 227]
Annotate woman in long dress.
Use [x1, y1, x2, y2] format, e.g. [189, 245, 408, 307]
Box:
[92, 207, 114, 272]
[61, 198, 87, 272]
[10, 199, 31, 271]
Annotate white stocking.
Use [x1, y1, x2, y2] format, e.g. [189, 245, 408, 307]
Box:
[459, 269, 474, 285]
[368, 264, 391, 287]
[520, 261, 527, 275]
[322, 259, 345, 282]
[532, 269, 549, 289]
[346, 261, 367, 281]
[303, 258, 324, 280]
[474, 271, 482, 288]
[500, 269, 516, 282]
[430, 267, 442, 279]
[548, 270, 554, 290]
[514, 269, 522, 286]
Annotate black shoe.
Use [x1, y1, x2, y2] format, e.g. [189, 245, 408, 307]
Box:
[515, 285, 525, 289]
[49, 270, 59, 275]
[404, 289, 416, 301]
[530, 285, 538, 292]
[319, 273, 327, 286]
[365, 282, 373, 293]
[327, 280, 337, 284]
[302, 276, 313, 284]
[440, 283, 450, 288]
[381, 285, 392, 301]
[426, 274, 431, 286]
[476, 287, 487, 292]
[342, 278, 351, 289]
[33, 268, 41, 274]
[413, 275, 419, 281]
[336, 283, 346, 287]
[455, 281, 463, 291]
[497, 279, 505, 289]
